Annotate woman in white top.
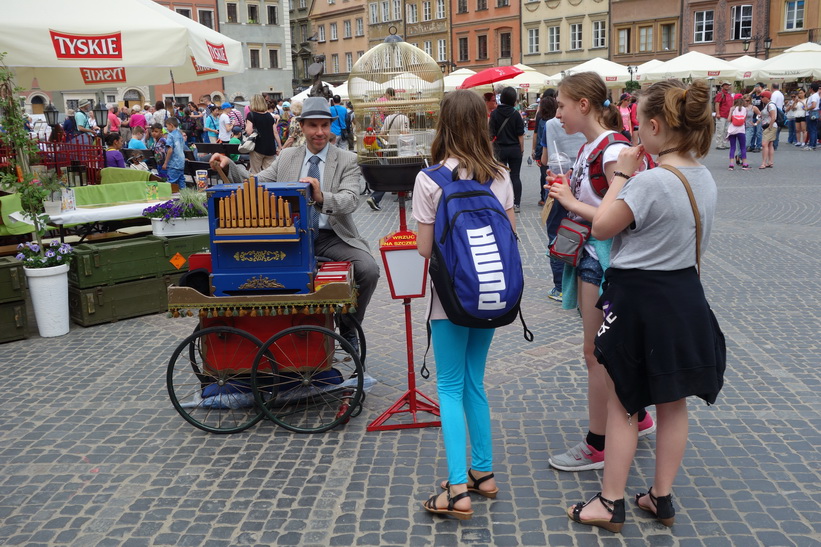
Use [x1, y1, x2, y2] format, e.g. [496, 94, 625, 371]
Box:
[414, 90, 513, 520]
[545, 72, 655, 474]
[789, 88, 807, 146]
[567, 79, 725, 533]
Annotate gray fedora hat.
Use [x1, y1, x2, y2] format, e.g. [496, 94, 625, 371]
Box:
[297, 97, 338, 121]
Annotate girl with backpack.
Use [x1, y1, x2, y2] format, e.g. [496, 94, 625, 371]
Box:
[413, 89, 515, 520]
[727, 94, 750, 170]
[568, 79, 725, 533]
[545, 72, 655, 474]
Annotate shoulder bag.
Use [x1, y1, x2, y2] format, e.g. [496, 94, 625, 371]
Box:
[658, 165, 701, 274]
[238, 112, 257, 153]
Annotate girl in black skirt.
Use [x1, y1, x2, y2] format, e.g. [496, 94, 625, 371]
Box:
[566, 79, 726, 533]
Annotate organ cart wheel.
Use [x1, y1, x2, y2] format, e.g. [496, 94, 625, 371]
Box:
[167, 326, 278, 434]
[335, 311, 367, 368]
[250, 326, 364, 434]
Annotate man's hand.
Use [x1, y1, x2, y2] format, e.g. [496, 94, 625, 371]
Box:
[209, 153, 231, 171]
[300, 177, 323, 205]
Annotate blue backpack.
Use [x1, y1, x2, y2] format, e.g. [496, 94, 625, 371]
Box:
[423, 165, 527, 329]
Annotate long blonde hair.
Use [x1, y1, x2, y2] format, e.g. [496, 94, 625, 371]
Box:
[431, 90, 505, 184]
[250, 94, 267, 113]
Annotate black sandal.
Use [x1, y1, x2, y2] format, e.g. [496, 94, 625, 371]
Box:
[635, 487, 675, 527]
[567, 492, 625, 533]
[423, 488, 473, 520]
[441, 470, 499, 499]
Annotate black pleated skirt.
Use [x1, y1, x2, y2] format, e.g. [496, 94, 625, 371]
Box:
[594, 267, 727, 416]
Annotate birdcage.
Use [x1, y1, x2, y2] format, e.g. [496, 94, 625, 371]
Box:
[349, 30, 444, 192]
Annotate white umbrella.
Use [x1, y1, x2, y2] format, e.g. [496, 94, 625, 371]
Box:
[443, 68, 475, 92]
[546, 58, 631, 87]
[641, 51, 741, 83]
[755, 42, 821, 81]
[3, 0, 244, 90]
[333, 81, 350, 100]
[728, 55, 766, 82]
[635, 60, 664, 82]
[508, 64, 549, 92]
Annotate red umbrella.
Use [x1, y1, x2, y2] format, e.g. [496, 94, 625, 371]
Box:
[458, 66, 524, 89]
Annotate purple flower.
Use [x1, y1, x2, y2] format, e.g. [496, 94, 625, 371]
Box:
[55, 255, 62, 261]
[15, 253, 24, 260]
[50, 240, 59, 247]
[45, 251, 55, 258]
[16, 243, 23, 250]
[29, 243, 40, 253]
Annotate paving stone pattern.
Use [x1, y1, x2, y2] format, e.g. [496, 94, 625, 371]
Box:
[1, 138, 820, 546]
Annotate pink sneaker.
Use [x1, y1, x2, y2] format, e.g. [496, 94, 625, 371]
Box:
[638, 413, 656, 438]
[549, 441, 605, 471]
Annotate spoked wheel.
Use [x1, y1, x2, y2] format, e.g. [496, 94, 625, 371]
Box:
[335, 312, 367, 369]
[251, 326, 364, 434]
[167, 326, 278, 434]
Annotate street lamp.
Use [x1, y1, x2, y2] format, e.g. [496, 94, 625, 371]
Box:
[764, 37, 772, 59]
[43, 103, 60, 127]
[743, 36, 772, 58]
[627, 65, 637, 81]
[92, 101, 108, 132]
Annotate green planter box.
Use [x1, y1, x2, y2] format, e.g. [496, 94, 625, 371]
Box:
[0, 257, 26, 304]
[68, 234, 209, 289]
[69, 274, 182, 327]
[0, 301, 28, 343]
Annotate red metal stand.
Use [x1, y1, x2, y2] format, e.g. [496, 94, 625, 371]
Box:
[367, 192, 441, 431]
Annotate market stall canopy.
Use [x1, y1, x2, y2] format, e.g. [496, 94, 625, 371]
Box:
[544, 58, 631, 87]
[641, 51, 741, 82]
[2, 0, 244, 90]
[508, 64, 549, 91]
[443, 68, 475, 92]
[754, 42, 821, 81]
[728, 55, 766, 81]
[635, 59, 664, 81]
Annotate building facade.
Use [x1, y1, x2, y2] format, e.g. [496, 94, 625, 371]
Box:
[681, 0, 768, 59]
[768, 0, 818, 55]
[218, 0, 293, 102]
[610, 0, 680, 66]
[518, 0, 595, 76]
[291, 0, 316, 93]
[406, 0, 453, 72]
[452, 0, 520, 72]
[310, 0, 368, 87]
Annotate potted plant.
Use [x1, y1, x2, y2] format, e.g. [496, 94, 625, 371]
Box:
[143, 188, 209, 236]
[0, 54, 74, 337]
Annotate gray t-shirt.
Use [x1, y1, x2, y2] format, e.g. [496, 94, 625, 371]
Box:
[610, 165, 716, 270]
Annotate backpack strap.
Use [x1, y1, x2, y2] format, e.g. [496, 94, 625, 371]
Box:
[587, 132, 632, 198]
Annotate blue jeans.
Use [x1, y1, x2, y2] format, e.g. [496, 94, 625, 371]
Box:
[808, 116, 819, 149]
[749, 123, 762, 150]
[166, 166, 186, 189]
[430, 319, 495, 485]
[787, 119, 796, 144]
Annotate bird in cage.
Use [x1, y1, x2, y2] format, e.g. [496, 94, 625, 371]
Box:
[362, 127, 382, 151]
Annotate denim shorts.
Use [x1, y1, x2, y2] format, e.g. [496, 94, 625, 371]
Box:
[577, 248, 604, 285]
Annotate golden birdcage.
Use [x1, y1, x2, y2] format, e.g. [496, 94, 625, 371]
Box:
[348, 30, 444, 192]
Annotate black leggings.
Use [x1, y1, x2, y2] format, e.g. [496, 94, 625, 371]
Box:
[495, 145, 523, 206]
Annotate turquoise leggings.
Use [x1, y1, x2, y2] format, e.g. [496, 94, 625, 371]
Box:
[430, 319, 495, 485]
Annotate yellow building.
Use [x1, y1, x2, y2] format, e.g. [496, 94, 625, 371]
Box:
[310, 0, 369, 86]
[406, 0, 453, 73]
[521, 0, 609, 76]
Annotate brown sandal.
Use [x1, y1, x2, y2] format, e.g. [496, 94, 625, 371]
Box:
[441, 470, 498, 499]
[423, 488, 473, 520]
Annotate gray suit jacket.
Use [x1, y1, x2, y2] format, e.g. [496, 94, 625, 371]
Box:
[225, 145, 369, 252]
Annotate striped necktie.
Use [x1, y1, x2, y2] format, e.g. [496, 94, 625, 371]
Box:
[307, 155, 321, 181]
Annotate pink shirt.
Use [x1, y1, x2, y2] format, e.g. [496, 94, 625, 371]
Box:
[107, 112, 121, 132]
[129, 112, 147, 130]
[412, 157, 514, 320]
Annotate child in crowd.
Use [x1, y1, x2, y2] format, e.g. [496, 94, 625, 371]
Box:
[228, 126, 243, 162]
[148, 123, 168, 179]
[415, 90, 512, 520]
[204, 105, 220, 143]
[104, 133, 125, 168]
[128, 126, 147, 150]
[568, 78, 725, 533]
[727, 94, 750, 170]
[163, 117, 187, 190]
[545, 72, 655, 474]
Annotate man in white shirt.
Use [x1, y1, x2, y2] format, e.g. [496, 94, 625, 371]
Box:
[806, 82, 820, 151]
[218, 101, 234, 142]
[771, 83, 785, 150]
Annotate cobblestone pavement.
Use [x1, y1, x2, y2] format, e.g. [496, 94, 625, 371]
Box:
[1, 137, 820, 546]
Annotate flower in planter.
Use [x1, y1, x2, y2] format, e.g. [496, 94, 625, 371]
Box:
[16, 239, 74, 269]
[143, 188, 208, 223]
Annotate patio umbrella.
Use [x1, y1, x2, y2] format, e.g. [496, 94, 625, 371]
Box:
[754, 42, 821, 81]
[2, 0, 244, 90]
[458, 66, 523, 90]
[728, 55, 766, 82]
[508, 64, 549, 92]
[635, 60, 664, 82]
[641, 51, 741, 83]
[443, 68, 475, 92]
[543, 58, 630, 87]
